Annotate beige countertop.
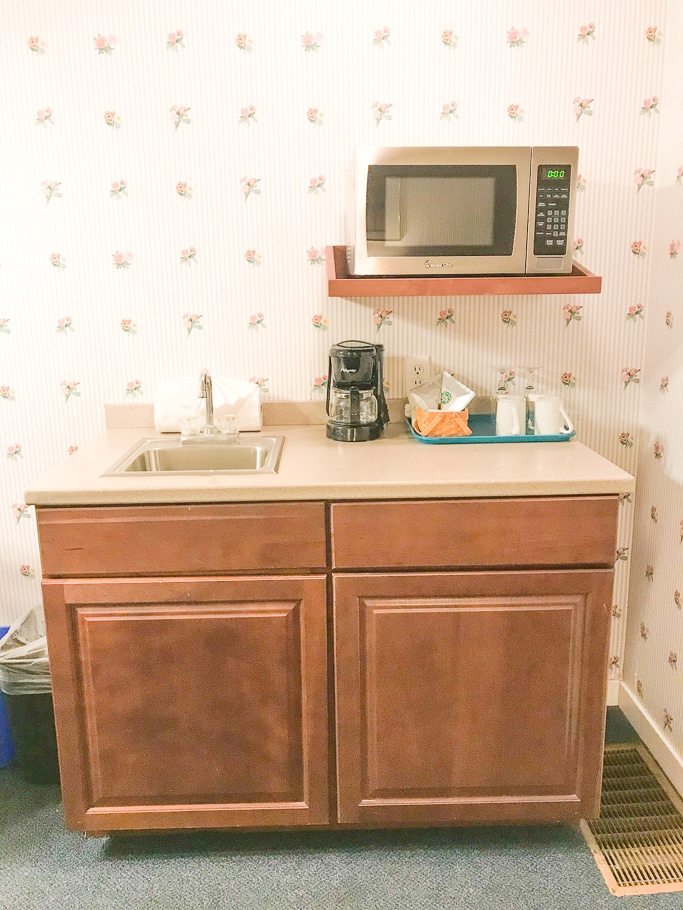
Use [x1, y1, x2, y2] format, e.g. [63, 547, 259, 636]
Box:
[24, 404, 635, 506]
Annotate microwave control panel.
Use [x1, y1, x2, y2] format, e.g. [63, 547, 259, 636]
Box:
[533, 165, 571, 257]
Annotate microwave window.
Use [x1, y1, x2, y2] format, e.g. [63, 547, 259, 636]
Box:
[366, 165, 517, 257]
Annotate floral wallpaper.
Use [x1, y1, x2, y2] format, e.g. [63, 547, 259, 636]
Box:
[622, 1, 683, 768]
[0, 0, 680, 758]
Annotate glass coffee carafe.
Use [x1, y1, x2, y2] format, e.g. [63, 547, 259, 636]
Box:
[327, 387, 378, 426]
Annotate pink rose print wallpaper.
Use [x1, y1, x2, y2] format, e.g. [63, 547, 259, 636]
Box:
[2, 1, 683, 773]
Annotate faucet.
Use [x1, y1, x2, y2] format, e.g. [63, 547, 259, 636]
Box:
[199, 368, 215, 435]
[182, 368, 238, 443]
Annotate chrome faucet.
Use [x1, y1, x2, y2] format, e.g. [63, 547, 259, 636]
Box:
[184, 368, 238, 444]
[199, 368, 215, 435]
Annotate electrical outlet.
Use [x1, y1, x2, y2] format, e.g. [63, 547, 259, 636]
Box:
[405, 356, 431, 390]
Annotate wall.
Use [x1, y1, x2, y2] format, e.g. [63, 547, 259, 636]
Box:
[621, 0, 683, 786]
[0, 1, 668, 709]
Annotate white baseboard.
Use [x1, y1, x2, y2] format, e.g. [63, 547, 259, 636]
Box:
[606, 679, 620, 706]
[618, 682, 683, 798]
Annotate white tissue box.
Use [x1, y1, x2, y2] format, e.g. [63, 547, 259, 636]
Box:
[154, 377, 262, 433]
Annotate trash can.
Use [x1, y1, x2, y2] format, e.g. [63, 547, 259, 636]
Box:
[0, 626, 15, 768]
[0, 610, 60, 784]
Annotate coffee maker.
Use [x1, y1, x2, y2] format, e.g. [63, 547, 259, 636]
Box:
[325, 340, 390, 442]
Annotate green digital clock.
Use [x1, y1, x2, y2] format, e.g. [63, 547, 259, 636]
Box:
[545, 168, 566, 179]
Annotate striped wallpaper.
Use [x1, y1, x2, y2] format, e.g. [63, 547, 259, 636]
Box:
[622, 1, 683, 762]
[0, 0, 680, 756]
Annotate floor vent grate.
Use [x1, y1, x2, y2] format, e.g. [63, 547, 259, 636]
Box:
[580, 743, 683, 895]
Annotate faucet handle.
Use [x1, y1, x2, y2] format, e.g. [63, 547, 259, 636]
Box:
[215, 414, 239, 444]
[179, 414, 204, 439]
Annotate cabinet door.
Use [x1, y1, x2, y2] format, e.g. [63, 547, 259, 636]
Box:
[43, 576, 329, 833]
[334, 570, 613, 826]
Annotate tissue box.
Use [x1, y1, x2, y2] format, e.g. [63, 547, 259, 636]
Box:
[154, 377, 262, 433]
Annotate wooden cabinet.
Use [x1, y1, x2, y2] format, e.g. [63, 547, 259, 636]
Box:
[330, 497, 617, 825]
[39, 504, 329, 834]
[37, 494, 619, 833]
[333, 570, 613, 826]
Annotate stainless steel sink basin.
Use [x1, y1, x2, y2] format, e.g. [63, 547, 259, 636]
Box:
[103, 436, 284, 476]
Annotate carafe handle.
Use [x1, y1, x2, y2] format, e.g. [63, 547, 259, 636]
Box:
[324, 356, 332, 416]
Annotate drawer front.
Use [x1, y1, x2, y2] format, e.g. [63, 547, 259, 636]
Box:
[37, 503, 327, 577]
[330, 497, 619, 570]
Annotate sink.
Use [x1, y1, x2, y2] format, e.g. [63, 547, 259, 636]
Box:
[103, 436, 284, 476]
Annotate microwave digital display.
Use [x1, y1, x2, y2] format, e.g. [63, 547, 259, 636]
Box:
[366, 165, 517, 257]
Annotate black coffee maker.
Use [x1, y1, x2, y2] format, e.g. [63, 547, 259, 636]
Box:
[325, 340, 390, 442]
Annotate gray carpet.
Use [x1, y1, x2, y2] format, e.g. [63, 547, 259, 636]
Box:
[0, 712, 673, 908]
[2, 764, 683, 910]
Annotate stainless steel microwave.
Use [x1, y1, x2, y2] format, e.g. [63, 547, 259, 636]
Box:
[346, 145, 579, 276]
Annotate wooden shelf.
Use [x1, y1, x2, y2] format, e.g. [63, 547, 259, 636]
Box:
[326, 246, 602, 297]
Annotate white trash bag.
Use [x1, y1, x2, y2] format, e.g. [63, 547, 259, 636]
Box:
[0, 608, 51, 696]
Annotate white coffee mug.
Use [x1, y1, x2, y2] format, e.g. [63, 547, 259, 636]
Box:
[495, 395, 526, 436]
[534, 396, 574, 436]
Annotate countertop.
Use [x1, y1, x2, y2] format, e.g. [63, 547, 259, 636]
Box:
[24, 411, 635, 506]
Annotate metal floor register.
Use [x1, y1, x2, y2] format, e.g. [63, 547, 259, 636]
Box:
[581, 743, 683, 895]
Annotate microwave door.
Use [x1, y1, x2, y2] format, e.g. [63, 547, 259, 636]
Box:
[360, 159, 530, 276]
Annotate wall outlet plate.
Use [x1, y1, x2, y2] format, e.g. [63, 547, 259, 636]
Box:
[405, 357, 431, 390]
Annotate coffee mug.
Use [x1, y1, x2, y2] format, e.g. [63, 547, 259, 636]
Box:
[534, 396, 574, 436]
[495, 395, 525, 436]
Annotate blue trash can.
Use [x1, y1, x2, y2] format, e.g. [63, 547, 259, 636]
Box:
[0, 626, 15, 767]
[0, 612, 59, 783]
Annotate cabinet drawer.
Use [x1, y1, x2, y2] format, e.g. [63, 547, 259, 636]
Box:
[37, 503, 327, 577]
[330, 497, 618, 570]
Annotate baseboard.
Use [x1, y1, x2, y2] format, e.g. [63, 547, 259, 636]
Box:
[606, 679, 620, 706]
[618, 682, 683, 798]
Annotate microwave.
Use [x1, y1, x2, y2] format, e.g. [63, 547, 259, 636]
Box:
[346, 145, 579, 276]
